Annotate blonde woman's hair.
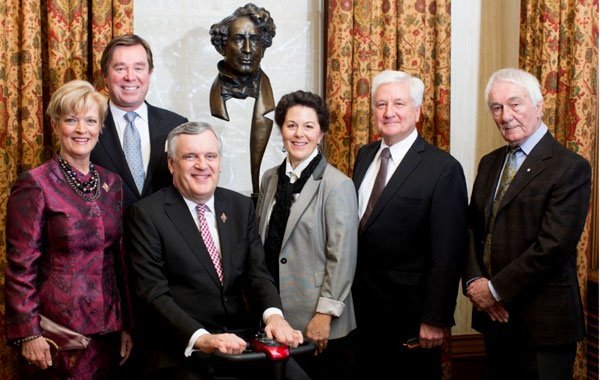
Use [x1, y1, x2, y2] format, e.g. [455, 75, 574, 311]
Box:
[46, 80, 107, 126]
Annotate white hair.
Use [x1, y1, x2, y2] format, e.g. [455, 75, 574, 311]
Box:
[371, 70, 425, 107]
[484, 68, 543, 106]
[167, 121, 223, 159]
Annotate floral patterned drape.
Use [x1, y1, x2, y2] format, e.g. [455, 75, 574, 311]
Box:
[325, 0, 451, 177]
[519, 1, 598, 379]
[0, 1, 133, 378]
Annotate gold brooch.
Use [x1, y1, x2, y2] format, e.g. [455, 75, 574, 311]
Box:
[220, 212, 228, 223]
[102, 182, 110, 192]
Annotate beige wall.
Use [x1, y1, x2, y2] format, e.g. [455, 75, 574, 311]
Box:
[450, 0, 521, 335]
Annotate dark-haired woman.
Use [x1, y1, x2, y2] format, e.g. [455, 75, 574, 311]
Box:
[256, 90, 357, 379]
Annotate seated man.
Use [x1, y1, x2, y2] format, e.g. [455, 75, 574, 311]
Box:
[125, 121, 303, 380]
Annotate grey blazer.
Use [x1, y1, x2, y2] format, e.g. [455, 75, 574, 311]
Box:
[256, 156, 357, 340]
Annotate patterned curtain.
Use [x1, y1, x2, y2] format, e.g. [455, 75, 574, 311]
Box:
[325, 0, 452, 377]
[0, 1, 133, 378]
[325, 0, 451, 176]
[519, 1, 598, 379]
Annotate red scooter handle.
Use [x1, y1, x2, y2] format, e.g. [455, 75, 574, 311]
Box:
[213, 334, 315, 362]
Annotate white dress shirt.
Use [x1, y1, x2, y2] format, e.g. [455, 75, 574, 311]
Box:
[357, 128, 418, 219]
[286, 148, 319, 185]
[183, 196, 222, 255]
[109, 102, 151, 173]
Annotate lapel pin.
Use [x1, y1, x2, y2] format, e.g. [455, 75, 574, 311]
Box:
[527, 168, 531, 172]
[220, 212, 228, 223]
[102, 182, 110, 192]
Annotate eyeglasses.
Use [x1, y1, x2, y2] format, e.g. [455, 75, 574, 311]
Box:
[402, 337, 420, 349]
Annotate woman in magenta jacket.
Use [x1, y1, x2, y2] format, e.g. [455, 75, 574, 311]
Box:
[4, 80, 133, 379]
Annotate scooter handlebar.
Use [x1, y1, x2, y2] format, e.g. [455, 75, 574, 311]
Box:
[212, 337, 316, 362]
[289, 338, 316, 356]
[213, 349, 267, 362]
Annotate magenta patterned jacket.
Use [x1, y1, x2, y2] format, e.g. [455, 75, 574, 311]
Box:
[4, 156, 132, 340]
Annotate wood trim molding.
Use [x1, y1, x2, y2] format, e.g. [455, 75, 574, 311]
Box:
[451, 334, 486, 359]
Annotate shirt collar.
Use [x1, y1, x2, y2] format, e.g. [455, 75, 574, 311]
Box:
[381, 128, 418, 162]
[183, 194, 216, 216]
[285, 148, 319, 180]
[517, 122, 548, 156]
[109, 101, 148, 123]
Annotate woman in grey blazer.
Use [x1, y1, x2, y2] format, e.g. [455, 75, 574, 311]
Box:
[256, 90, 358, 380]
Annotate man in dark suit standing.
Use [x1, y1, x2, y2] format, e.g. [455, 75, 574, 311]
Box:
[464, 68, 591, 380]
[91, 34, 188, 209]
[125, 122, 303, 380]
[352, 70, 468, 379]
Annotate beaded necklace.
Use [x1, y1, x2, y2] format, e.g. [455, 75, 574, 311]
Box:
[57, 156, 100, 201]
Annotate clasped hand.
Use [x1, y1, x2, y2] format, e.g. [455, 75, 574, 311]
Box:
[466, 278, 509, 323]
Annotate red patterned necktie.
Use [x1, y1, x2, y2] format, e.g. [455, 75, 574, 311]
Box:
[196, 204, 224, 285]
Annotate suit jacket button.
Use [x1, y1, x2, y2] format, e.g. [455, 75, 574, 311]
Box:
[223, 297, 228, 302]
[280, 258, 287, 264]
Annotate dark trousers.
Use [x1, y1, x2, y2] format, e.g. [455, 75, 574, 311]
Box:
[116, 344, 138, 380]
[149, 356, 309, 380]
[294, 335, 353, 380]
[351, 328, 442, 380]
[485, 331, 576, 380]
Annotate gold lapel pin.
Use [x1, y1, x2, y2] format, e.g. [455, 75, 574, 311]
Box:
[220, 212, 228, 223]
[527, 168, 531, 172]
[102, 182, 110, 192]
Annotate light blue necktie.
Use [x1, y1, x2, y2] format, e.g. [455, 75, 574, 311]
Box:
[123, 112, 145, 193]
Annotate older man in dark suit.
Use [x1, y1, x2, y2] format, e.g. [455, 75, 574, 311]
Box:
[91, 34, 188, 209]
[125, 122, 303, 380]
[464, 68, 591, 380]
[352, 70, 468, 379]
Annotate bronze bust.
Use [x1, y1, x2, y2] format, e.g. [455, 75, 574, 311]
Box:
[209, 3, 276, 196]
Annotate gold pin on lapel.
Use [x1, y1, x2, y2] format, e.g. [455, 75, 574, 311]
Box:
[220, 212, 228, 223]
[527, 168, 531, 172]
[102, 182, 110, 192]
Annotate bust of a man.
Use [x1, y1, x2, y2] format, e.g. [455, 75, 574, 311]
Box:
[209, 3, 276, 196]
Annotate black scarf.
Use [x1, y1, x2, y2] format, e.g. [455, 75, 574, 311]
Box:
[264, 153, 322, 289]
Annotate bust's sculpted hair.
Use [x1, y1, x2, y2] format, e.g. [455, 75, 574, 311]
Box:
[209, 3, 276, 56]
